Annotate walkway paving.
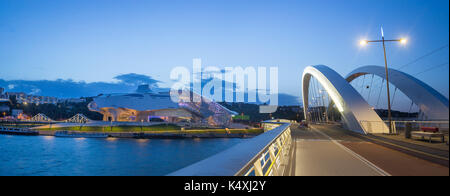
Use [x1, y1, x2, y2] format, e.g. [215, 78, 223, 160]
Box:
[286, 125, 387, 176]
[285, 124, 449, 176]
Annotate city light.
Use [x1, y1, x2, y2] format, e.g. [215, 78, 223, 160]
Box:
[360, 40, 368, 46]
[400, 38, 407, 44]
[357, 28, 409, 134]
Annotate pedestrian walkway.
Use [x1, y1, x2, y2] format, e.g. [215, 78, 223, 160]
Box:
[285, 125, 388, 176]
[285, 124, 449, 176]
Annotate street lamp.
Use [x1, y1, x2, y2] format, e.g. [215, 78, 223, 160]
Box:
[360, 27, 407, 134]
[319, 90, 329, 123]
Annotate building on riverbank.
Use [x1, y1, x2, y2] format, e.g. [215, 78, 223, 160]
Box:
[87, 89, 237, 127]
[5, 92, 59, 105]
[0, 99, 10, 114]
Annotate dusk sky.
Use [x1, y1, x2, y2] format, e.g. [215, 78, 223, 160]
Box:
[0, 0, 448, 105]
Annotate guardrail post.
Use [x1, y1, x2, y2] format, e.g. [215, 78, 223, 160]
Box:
[286, 129, 291, 151]
[405, 122, 412, 138]
[253, 159, 263, 176]
[391, 121, 397, 134]
[268, 144, 277, 176]
[276, 138, 282, 150]
[285, 128, 291, 150]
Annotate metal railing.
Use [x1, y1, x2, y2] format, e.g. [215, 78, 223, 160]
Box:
[238, 122, 291, 176]
[391, 120, 449, 134]
[360, 120, 449, 135]
[168, 121, 292, 176]
[360, 120, 390, 134]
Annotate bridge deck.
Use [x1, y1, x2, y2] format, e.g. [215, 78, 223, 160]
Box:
[285, 124, 449, 176]
[285, 125, 385, 176]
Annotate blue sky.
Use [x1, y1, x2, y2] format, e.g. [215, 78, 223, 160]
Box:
[0, 0, 448, 106]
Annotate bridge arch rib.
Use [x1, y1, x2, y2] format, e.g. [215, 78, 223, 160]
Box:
[346, 65, 449, 121]
[302, 65, 388, 134]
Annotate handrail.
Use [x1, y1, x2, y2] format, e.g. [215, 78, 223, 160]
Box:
[360, 120, 449, 134]
[360, 120, 449, 123]
[236, 121, 291, 176]
[168, 121, 292, 176]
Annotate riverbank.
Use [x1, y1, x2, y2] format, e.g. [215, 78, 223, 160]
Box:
[37, 124, 182, 132]
[2, 122, 264, 139]
[36, 128, 263, 139]
[39, 131, 259, 139]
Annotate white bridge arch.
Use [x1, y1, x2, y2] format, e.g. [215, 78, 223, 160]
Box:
[302, 65, 388, 134]
[346, 65, 449, 121]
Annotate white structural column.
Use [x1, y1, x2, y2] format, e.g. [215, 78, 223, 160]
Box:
[346, 65, 449, 121]
[302, 65, 388, 134]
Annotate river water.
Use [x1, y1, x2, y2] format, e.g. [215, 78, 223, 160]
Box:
[0, 134, 244, 176]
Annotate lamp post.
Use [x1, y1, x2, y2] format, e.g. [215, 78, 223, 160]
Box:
[360, 27, 407, 134]
[319, 90, 329, 123]
[315, 96, 324, 122]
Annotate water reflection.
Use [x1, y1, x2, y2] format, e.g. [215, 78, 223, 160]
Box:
[136, 139, 149, 147]
[0, 135, 243, 176]
[136, 139, 149, 143]
[106, 137, 118, 142]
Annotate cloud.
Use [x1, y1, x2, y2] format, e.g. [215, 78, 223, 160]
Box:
[113, 73, 160, 86]
[0, 73, 301, 105]
[0, 74, 160, 98]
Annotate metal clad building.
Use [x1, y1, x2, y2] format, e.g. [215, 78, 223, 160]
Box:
[88, 91, 237, 127]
